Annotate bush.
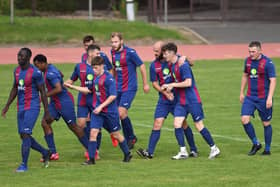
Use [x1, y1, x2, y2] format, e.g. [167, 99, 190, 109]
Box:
[0, 0, 10, 15]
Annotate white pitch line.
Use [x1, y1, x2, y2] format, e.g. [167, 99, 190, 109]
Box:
[135, 123, 280, 147]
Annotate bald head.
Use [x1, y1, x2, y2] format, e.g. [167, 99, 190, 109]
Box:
[153, 41, 164, 59]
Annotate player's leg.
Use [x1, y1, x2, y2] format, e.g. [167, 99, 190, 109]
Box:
[111, 131, 132, 162]
[118, 91, 137, 149]
[258, 102, 273, 155]
[190, 103, 220, 159]
[42, 103, 58, 160]
[172, 104, 188, 160]
[241, 97, 261, 155]
[182, 120, 198, 157]
[83, 113, 104, 165]
[137, 102, 169, 159]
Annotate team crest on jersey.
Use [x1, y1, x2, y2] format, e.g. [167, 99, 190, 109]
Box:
[95, 84, 99, 92]
[87, 74, 94, 81]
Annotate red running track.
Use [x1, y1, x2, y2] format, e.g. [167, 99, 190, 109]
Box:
[1, 43, 280, 64]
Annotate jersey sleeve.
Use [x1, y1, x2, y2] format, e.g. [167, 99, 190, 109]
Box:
[180, 62, 192, 80]
[106, 76, 117, 96]
[129, 49, 143, 67]
[70, 64, 79, 81]
[149, 62, 157, 82]
[266, 60, 276, 78]
[47, 71, 60, 87]
[101, 52, 113, 71]
[33, 69, 45, 86]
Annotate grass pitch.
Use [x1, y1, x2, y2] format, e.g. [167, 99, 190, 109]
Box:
[0, 59, 279, 187]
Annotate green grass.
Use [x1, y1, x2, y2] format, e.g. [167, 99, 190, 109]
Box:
[0, 16, 189, 45]
[0, 59, 279, 186]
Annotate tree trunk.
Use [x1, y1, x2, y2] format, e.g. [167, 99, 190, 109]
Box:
[31, 0, 37, 16]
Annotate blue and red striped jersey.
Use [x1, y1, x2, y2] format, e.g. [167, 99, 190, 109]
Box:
[171, 60, 201, 105]
[244, 55, 276, 99]
[70, 62, 94, 107]
[92, 71, 118, 114]
[44, 64, 74, 110]
[150, 59, 174, 103]
[81, 52, 113, 71]
[14, 64, 44, 111]
[111, 45, 143, 92]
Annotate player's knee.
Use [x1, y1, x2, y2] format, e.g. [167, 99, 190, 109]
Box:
[118, 108, 128, 119]
[153, 119, 163, 130]
[262, 121, 271, 126]
[20, 133, 31, 139]
[241, 116, 250, 125]
[194, 121, 204, 131]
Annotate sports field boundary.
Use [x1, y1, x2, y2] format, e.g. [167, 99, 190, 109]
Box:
[1, 43, 280, 64]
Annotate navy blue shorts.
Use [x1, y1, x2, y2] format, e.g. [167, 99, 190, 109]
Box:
[90, 112, 121, 133]
[174, 103, 204, 122]
[49, 101, 76, 125]
[241, 97, 273, 121]
[77, 105, 92, 118]
[17, 109, 40, 134]
[117, 91, 137, 109]
[154, 101, 175, 119]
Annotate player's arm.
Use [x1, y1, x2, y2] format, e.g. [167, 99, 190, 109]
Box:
[240, 73, 248, 103]
[139, 64, 150, 93]
[162, 78, 192, 92]
[64, 83, 91, 94]
[38, 84, 52, 123]
[64, 79, 74, 85]
[93, 95, 116, 114]
[266, 77, 276, 108]
[46, 82, 63, 97]
[152, 81, 174, 101]
[179, 56, 194, 66]
[1, 84, 17, 117]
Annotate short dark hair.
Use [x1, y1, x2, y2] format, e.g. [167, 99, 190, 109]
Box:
[111, 32, 123, 40]
[91, 56, 104, 66]
[249, 41, 261, 49]
[83, 35, 95, 43]
[87, 44, 100, 53]
[21, 47, 32, 59]
[33, 54, 47, 64]
[161, 42, 177, 53]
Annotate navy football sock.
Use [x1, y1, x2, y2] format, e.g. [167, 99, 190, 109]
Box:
[21, 137, 31, 166]
[119, 139, 130, 155]
[44, 133, 57, 154]
[97, 131, 102, 150]
[148, 130, 160, 155]
[264, 125, 272, 151]
[175, 128, 185, 147]
[88, 141, 97, 159]
[200, 128, 215, 147]
[184, 127, 197, 152]
[84, 121, 91, 140]
[243, 122, 259, 144]
[30, 137, 48, 155]
[78, 135, 89, 149]
[121, 117, 136, 140]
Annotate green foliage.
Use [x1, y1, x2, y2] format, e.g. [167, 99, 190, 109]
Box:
[0, 16, 188, 44]
[0, 59, 280, 186]
[15, 0, 77, 13]
[0, 0, 10, 15]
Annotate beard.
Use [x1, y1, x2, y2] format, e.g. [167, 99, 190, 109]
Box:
[113, 44, 122, 51]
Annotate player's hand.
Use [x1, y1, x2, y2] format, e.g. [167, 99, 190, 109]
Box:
[143, 84, 150, 93]
[44, 111, 53, 124]
[64, 82, 72, 89]
[239, 94, 245, 103]
[164, 91, 174, 101]
[266, 97, 273, 109]
[1, 106, 9, 118]
[93, 106, 102, 114]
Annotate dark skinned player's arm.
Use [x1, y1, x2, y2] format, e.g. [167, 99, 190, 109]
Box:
[46, 82, 62, 97]
[1, 84, 17, 117]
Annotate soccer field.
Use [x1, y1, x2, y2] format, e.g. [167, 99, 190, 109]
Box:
[0, 59, 279, 187]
